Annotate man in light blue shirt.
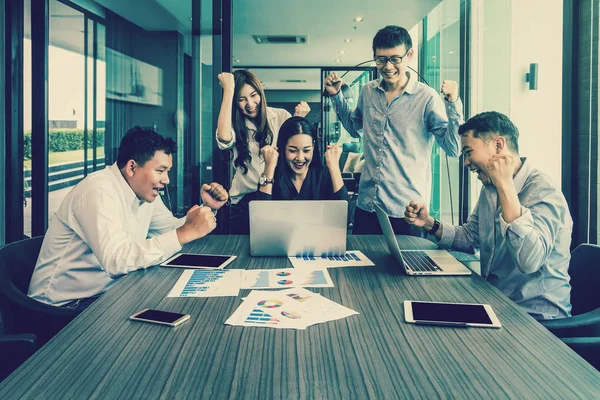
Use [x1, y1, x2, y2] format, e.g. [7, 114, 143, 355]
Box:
[405, 112, 572, 320]
[323, 25, 464, 234]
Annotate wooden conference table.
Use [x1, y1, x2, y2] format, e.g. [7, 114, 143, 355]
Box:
[1, 235, 599, 399]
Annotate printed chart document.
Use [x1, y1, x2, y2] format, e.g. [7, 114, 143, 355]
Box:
[225, 288, 358, 330]
[241, 268, 334, 289]
[167, 269, 242, 298]
[288, 251, 375, 269]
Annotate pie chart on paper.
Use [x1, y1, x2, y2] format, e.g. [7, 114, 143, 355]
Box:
[277, 280, 293, 285]
[257, 299, 284, 308]
[281, 311, 302, 319]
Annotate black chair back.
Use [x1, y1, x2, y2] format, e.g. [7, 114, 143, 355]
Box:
[569, 244, 600, 316]
[0, 236, 79, 345]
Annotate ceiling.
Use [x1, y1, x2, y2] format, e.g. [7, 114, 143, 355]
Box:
[38, 0, 442, 90]
[232, 0, 440, 68]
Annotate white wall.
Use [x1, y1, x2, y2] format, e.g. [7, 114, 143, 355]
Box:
[509, 0, 563, 186]
[471, 0, 563, 187]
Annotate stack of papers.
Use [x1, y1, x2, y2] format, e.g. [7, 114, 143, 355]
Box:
[225, 287, 358, 330]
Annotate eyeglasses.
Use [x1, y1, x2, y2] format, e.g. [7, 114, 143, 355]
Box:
[374, 49, 411, 65]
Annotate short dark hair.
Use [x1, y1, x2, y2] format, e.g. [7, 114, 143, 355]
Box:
[372, 25, 412, 55]
[117, 126, 176, 169]
[458, 111, 520, 153]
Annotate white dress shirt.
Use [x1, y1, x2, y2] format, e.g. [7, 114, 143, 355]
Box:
[28, 163, 185, 306]
[216, 107, 291, 204]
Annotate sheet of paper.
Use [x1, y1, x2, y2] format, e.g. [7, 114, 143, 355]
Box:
[288, 251, 375, 269]
[246, 288, 359, 325]
[167, 269, 242, 298]
[227, 288, 359, 329]
[276, 287, 359, 324]
[241, 268, 334, 289]
[225, 290, 313, 329]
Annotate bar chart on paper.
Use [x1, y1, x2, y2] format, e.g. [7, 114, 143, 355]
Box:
[289, 251, 375, 269]
[244, 308, 280, 325]
[246, 271, 270, 288]
[168, 269, 242, 297]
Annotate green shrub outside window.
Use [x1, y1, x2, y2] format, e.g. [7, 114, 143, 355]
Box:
[23, 128, 105, 160]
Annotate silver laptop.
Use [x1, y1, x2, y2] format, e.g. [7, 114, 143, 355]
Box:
[249, 200, 348, 256]
[374, 204, 471, 276]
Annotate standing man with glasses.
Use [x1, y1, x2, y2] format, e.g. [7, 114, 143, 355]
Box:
[324, 25, 464, 234]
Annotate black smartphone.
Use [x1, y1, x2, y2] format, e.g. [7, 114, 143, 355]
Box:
[129, 309, 191, 327]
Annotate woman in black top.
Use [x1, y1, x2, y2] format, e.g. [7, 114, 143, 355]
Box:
[257, 117, 348, 201]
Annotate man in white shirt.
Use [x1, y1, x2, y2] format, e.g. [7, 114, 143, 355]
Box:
[29, 126, 229, 310]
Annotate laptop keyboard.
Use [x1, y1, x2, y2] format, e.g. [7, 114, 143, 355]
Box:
[401, 251, 443, 272]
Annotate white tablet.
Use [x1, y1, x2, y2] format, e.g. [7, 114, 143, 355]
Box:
[160, 253, 237, 270]
[404, 300, 501, 329]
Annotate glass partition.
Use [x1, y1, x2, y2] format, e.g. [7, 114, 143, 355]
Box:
[422, 0, 462, 225]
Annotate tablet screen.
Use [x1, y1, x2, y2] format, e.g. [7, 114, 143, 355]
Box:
[411, 301, 492, 324]
[163, 254, 234, 269]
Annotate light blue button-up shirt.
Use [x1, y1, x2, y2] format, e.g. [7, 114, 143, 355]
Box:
[330, 73, 463, 218]
[437, 158, 573, 320]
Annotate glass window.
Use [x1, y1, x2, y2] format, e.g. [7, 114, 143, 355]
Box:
[48, 0, 86, 222]
[23, 0, 32, 237]
[422, 0, 461, 224]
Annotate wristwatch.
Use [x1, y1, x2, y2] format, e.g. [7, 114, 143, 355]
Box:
[259, 173, 274, 186]
[429, 218, 441, 235]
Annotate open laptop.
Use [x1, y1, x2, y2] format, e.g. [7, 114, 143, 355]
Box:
[249, 200, 348, 257]
[374, 204, 472, 276]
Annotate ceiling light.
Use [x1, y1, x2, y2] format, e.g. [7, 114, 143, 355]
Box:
[448, 51, 455, 54]
[235, 59, 241, 63]
[345, 38, 352, 43]
[335, 59, 341, 63]
[189, 18, 192, 21]
[354, 17, 363, 22]
[340, 50, 345, 55]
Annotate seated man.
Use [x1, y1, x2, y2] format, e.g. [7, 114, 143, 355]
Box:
[404, 112, 572, 320]
[29, 126, 229, 310]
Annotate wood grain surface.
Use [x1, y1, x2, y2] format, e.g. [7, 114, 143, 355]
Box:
[1, 235, 599, 399]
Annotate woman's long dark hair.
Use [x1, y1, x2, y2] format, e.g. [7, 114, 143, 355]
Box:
[232, 70, 272, 174]
[274, 117, 322, 185]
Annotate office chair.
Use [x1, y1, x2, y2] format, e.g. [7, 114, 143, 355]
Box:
[562, 337, 600, 371]
[0, 236, 80, 346]
[0, 333, 37, 382]
[541, 244, 600, 338]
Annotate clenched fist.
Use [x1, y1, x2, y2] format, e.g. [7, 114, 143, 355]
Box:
[218, 72, 235, 94]
[293, 101, 311, 117]
[440, 80, 459, 103]
[324, 145, 343, 172]
[324, 72, 343, 96]
[176, 205, 217, 245]
[260, 145, 279, 171]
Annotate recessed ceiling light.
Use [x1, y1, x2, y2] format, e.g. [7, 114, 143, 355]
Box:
[448, 51, 455, 54]
[235, 59, 241, 63]
[340, 50, 345, 55]
[354, 17, 363, 22]
[345, 38, 352, 43]
[335, 59, 341, 63]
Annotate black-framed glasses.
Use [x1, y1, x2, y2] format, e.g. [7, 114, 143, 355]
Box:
[374, 49, 411, 65]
